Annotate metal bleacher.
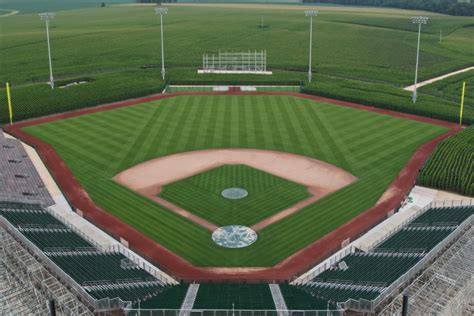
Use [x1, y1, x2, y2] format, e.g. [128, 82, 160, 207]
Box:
[0, 133, 54, 207]
[0, 201, 172, 311]
[294, 202, 473, 313]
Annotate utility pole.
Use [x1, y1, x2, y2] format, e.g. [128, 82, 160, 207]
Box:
[411, 16, 429, 103]
[155, 7, 168, 81]
[305, 10, 318, 83]
[39, 12, 55, 89]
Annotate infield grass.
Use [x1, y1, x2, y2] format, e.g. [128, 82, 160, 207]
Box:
[23, 95, 448, 267]
[160, 164, 310, 226]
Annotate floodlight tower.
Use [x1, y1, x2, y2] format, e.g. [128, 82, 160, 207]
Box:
[155, 7, 168, 81]
[305, 10, 318, 83]
[39, 12, 55, 89]
[411, 16, 428, 103]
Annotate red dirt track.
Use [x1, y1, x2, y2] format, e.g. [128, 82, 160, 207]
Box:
[4, 92, 460, 282]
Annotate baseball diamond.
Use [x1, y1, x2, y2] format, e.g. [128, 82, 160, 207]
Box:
[1, 2, 473, 314]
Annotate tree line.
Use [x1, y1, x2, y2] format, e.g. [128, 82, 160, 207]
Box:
[303, 0, 474, 16]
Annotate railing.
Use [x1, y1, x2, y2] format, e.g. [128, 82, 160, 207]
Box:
[291, 246, 354, 285]
[107, 243, 178, 285]
[46, 206, 105, 251]
[0, 215, 131, 312]
[124, 309, 344, 316]
[339, 213, 473, 312]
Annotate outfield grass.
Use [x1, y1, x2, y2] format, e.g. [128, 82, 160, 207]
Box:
[160, 164, 310, 226]
[23, 95, 448, 267]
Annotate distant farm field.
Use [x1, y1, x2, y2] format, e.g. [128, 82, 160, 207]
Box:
[22, 95, 448, 267]
[0, 4, 472, 85]
[420, 69, 473, 107]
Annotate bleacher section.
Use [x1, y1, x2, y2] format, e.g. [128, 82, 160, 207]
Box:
[296, 205, 473, 308]
[50, 253, 153, 284]
[314, 253, 421, 285]
[0, 201, 170, 305]
[410, 206, 473, 226]
[376, 227, 454, 252]
[135, 284, 190, 309]
[193, 283, 276, 310]
[0, 133, 54, 206]
[23, 231, 94, 249]
[279, 284, 333, 310]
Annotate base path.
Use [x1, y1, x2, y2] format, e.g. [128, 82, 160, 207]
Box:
[404, 66, 473, 91]
[114, 149, 357, 231]
[4, 91, 461, 281]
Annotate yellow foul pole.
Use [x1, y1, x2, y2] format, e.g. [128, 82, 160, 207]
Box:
[6, 82, 13, 125]
[459, 81, 466, 127]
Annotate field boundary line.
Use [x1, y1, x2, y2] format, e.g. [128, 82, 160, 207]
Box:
[3, 92, 461, 281]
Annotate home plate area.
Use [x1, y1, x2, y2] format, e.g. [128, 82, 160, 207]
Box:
[212, 225, 258, 248]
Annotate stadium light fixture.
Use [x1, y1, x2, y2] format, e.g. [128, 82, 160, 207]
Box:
[411, 16, 429, 103]
[39, 12, 55, 89]
[155, 7, 168, 81]
[305, 10, 318, 83]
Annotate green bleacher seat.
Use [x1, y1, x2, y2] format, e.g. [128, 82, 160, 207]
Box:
[376, 228, 453, 252]
[50, 253, 152, 284]
[411, 206, 473, 226]
[279, 284, 333, 310]
[193, 283, 276, 310]
[23, 231, 93, 250]
[135, 284, 190, 309]
[314, 254, 420, 285]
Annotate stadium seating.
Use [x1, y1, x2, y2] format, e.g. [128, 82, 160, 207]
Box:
[135, 284, 190, 309]
[314, 253, 420, 285]
[22, 231, 94, 250]
[410, 206, 473, 226]
[87, 281, 164, 301]
[279, 284, 333, 310]
[303, 283, 382, 303]
[299, 205, 473, 306]
[193, 283, 276, 310]
[0, 201, 168, 304]
[49, 253, 152, 284]
[375, 227, 454, 252]
[0, 209, 64, 227]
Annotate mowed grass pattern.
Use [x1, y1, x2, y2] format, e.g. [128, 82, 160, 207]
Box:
[23, 95, 448, 267]
[160, 164, 310, 226]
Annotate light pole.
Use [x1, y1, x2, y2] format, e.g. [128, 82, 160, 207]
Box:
[411, 16, 428, 103]
[305, 10, 318, 83]
[155, 7, 168, 81]
[39, 12, 55, 89]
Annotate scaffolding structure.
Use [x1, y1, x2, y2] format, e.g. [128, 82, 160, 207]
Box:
[0, 225, 92, 315]
[379, 224, 474, 315]
[199, 50, 272, 75]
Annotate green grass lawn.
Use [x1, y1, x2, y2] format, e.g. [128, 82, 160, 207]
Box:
[160, 164, 310, 226]
[23, 94, 448, 267]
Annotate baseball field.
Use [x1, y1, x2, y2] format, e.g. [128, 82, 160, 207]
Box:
[22, 93, 449, 268]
